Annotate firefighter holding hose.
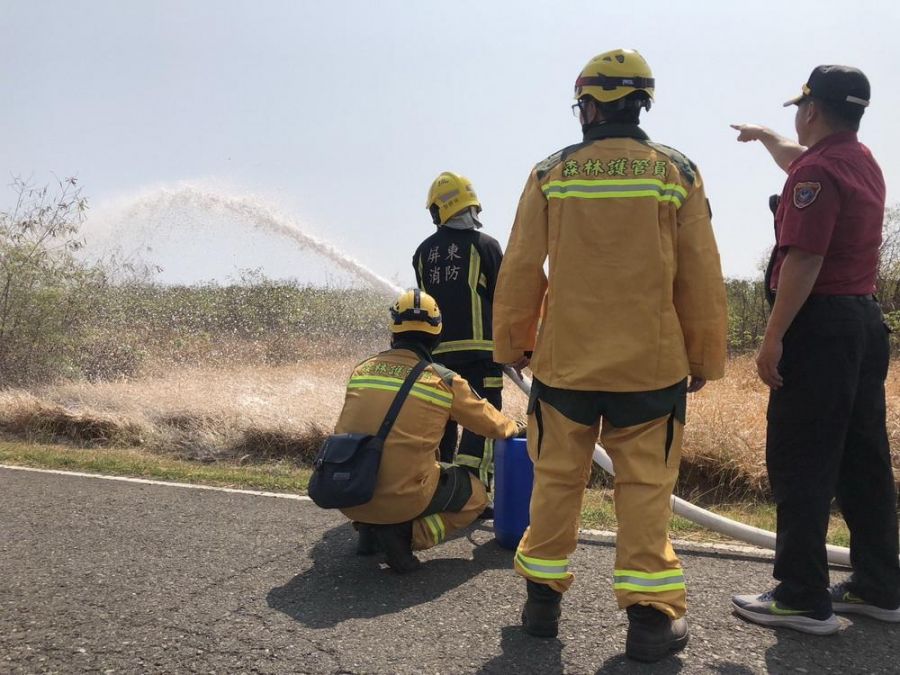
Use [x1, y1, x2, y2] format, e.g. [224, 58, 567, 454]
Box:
[493, 49, 727, 662]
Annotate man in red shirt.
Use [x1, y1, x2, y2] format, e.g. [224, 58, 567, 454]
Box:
[730, 66, 900, 634]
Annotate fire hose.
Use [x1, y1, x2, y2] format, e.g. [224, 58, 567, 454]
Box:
[501, 366, 857, 567]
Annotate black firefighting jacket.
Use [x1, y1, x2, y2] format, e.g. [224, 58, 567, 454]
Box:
[413, 227, 503, 367]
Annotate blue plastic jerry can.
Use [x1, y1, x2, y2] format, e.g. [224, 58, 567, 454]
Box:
[493, 437, 534, 551]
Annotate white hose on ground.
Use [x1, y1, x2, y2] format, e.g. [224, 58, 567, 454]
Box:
[502, 366, 854, 567]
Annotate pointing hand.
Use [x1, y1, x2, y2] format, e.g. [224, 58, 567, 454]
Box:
[730, 123, 769, 142]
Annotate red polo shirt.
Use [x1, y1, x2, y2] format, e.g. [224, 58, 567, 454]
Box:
[771, 131, 885, 295]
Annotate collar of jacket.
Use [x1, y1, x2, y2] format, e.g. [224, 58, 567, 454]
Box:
[582, 123, 649, 142]
[390, 341, 434, 362]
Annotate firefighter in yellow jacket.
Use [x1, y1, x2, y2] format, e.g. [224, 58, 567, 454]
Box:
[493, 49, 727, 662]
[336, 289, 521, 573]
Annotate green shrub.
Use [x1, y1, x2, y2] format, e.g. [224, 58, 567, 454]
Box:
[0, 177, 110, 385]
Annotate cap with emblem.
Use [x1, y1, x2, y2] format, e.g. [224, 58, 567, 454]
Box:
[783, 65, 870, 108]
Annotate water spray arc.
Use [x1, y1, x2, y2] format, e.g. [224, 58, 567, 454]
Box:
[89, 185, 397, 292]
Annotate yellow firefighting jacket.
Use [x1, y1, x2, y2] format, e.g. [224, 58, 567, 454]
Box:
[493, 123, 727, 391]
[336, 347, 517, 524]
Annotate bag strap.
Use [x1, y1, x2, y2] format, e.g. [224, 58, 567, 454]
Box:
[375, 360, 430, 441]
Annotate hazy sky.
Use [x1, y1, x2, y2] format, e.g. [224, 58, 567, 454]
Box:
[3, 0, 898, 287]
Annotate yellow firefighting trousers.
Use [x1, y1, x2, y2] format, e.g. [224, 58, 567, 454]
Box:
[514, 399, 686, 619]
[411, 473, 488, 551]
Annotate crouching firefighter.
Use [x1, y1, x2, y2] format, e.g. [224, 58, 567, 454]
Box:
[322, 289, 523, 573]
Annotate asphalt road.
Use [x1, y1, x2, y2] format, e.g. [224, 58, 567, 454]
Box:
[1, 466, 897, 674]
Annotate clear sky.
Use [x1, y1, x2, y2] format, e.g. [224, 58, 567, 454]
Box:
[3, 0, 898, 287]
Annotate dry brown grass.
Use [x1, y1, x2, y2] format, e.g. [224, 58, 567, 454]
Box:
[679, 355, 770, 501]
[0, 361, 349, 464]
[0, 391, 147, 447]
[1, 355, 897, 501]
[680, 354, 900, 501]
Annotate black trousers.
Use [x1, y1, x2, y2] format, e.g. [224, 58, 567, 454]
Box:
[768, 295, 900, 612]
[437, 361, 503, 468]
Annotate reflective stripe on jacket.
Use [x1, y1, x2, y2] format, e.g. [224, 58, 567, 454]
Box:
[336, 348, 517, 524]
[493, 123, 727, 391]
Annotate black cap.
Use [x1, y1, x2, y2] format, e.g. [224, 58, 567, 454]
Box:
[783, 65, 870, 108]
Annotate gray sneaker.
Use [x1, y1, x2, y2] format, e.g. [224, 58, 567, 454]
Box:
[829, 581, 900, 623]
[732, 590, 840, 635]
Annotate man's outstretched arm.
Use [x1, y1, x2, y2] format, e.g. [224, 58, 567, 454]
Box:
[731, 123, 806, 173]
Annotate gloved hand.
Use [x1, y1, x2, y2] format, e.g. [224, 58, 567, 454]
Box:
[510, 420, 528, 439]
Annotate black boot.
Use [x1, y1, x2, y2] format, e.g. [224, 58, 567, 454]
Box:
[354, 523, 378, 556]
[373, 522, 420, 573]
[625, 604, 689, 663]
[521, 580, 562, 638]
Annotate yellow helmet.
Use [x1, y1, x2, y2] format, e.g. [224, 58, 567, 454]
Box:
[389, 289, 442, 335]
[574, 49, 655, 104]
[426, 171, 481, 225]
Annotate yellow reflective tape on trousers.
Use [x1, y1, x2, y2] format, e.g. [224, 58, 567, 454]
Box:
[424, 514, 445, 543]
[433, 339, 495, 354]
[542, 178, 688, 207]
[347, 375, 453, 409]
[483, 376, 503, 388]
[613, 568, 685, 593]
[515, 551, 569, 579]
[468, 244, 484, 341]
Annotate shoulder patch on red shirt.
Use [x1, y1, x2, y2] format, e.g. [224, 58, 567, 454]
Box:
[792, 181, 822, 209]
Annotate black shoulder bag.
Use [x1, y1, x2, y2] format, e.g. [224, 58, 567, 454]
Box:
[308, 360, 429, 509]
